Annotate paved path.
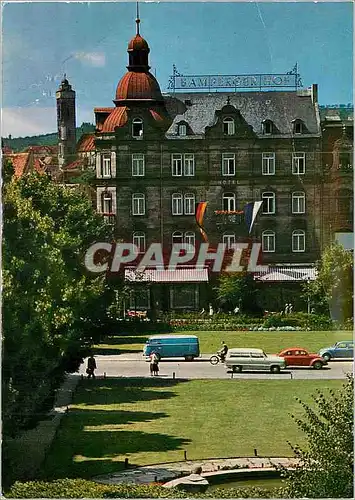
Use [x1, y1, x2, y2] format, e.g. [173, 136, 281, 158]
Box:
[94, 456, 298, 485]
[80, 353, 352, 380]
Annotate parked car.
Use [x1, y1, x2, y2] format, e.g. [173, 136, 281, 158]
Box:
[143, 335, 200, 361]
[278, 347, 327, 369]
[225, 348, 286, 373]
[318, 341, 354, 361]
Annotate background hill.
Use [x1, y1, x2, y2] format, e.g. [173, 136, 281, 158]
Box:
[2, 123, 95, 152]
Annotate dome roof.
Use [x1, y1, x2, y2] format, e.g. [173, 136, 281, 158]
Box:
[128, 34, 149, 51]
[101, 107, 128, 132]
[115, 71, 163, 101]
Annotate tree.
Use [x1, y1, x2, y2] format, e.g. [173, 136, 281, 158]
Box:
[282, 376, 354, 498]
[215, 272, 261, 314]
[302, 242, 353, 321]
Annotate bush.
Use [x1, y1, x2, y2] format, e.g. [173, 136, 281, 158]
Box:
[5, 479, 287, 498]
[262, 312, 333, 331]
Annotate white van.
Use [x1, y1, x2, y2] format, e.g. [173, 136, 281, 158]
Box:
[225, 348, 286, 373]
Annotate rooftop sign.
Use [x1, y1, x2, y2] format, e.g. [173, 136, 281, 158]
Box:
[168, 64, 302, 92]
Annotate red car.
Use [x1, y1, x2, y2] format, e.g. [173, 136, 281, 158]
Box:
[278, 347, 327, 369]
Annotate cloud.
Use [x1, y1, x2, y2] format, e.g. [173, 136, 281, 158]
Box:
[1, 107, 94, 138]
[73, 51, 106, 67]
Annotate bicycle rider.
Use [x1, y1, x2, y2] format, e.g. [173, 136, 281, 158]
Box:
[217, 341, 229, 362]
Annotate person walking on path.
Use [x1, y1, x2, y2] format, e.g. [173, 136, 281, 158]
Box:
[87, 354, 97, 379]
[149, 352, 159, 376]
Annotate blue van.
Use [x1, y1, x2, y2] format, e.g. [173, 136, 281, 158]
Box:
[143, 335, 200, 361]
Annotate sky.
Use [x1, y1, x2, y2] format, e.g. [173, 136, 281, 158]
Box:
[1, 0, 353, 137]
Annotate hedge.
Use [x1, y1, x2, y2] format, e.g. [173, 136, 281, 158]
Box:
[5, 478, 287, 499]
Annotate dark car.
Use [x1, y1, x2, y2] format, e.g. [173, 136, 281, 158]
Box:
[278, 347, 327, 369]
[318, 341, 354, 361]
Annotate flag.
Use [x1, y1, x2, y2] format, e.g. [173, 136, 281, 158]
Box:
[243, 201, 263, 233]
[195, 202, 209, 242]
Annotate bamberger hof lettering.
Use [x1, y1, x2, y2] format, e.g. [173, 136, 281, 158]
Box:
[173, 73, 297, 90]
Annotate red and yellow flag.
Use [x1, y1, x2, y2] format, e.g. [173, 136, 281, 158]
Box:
[195, 202, 208, 243]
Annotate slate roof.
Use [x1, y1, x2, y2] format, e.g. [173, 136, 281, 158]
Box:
[164, 91, 320, 137]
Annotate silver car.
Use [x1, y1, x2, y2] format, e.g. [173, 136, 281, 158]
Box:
[225, 348, 286, 374]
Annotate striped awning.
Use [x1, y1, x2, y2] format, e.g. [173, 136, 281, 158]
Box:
[254, 267, 317, 282]
[125, 267, 209, 283]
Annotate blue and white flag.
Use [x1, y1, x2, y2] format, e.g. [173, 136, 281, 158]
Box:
[243, 201, 263, 234]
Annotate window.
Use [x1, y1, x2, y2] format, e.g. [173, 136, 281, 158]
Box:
[339, 151, 352, 170]
[102, 154, 112, 178]
[292, 152, 306, 175]
[262, 230, 275, 252]
[132, 193, 145, 215]
[60, 126, 67, 140]
[292, 192, 306, 214]
[172, 231, 183, 246]
[132, 231, 146, 253]
[102, 191, 113, 213]
[292, 230, 305, 252]
[172, 193, 183, 215]
[262, 153, 275, 175]
[172, 153, 195, 176]
[132, 118, 143, 138]
[184, 193, 195, 215]
[223, 232, 236, 249]
[222, 153, 235, 176]
[184, 154, 195, 176]
[223, 117, 235, 135]
[132, 153, 145, 176]
[184, 231, 195, 247]
[222, 192, 236, 211]
[293, 120, 303, 134]
[262, 192, 275, 214]
[172, 154, 183, 176]
[178, 124, 187, 136]
[262, 120, 273, 135]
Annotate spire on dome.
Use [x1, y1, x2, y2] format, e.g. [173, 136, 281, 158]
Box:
[136, 1, 140, 35]
[127, 3, 150, 71]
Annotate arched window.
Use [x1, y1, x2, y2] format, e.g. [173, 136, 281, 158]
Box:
[132, 231, 146, 253]
[172, 193, 183, 215]
[262, 230, 275, 252]
[132, 118, 143, 138]
[222, 192, 236, 211]
[102, 191, 113, 214]
[132, 193, 145, 215]
[292, 230, 305, 252]
[262, 192, 276, 214]
[178, 124, 187, 136]
[184, 231, 195, 247]
[223, 117, 235, 135]
[292, 192, 306, 214]
[184, 193, 195, 215]
[293, 119, 303, 134]
[262, 120, 273, 135]
[172, 231, 183, 246]
[222, 232, 236, 249]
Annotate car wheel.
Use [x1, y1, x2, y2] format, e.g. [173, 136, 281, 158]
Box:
[233, 366, 242, 373]
[322, 353, 331, 362]
[210, 355, 219, 365]
[185, 355, 194, 361]
[270, 365, 281, 374]
[313, 361, 323, 370]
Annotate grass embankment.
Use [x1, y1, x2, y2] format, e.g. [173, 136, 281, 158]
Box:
[41, 378, 343, 480]
[93, 330, 348, 355]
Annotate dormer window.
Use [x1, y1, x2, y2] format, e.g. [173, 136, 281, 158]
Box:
[132, 118, 143, 138]
[262, 120, 273, 135]
[293, 120, 303, 134]
[178, 124, 187, 136]
[223, 117, 235, 135]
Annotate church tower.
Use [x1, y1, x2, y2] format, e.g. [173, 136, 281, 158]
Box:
[56, 76, 76, 169]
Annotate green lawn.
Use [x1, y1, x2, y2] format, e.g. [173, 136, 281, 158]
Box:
[40, 378, 343, 480]
[93, 330, 349, 356]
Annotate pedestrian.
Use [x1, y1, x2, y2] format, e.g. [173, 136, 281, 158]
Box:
[87, 354, 97, 379]
[289, 303, 293, 314]
[284, 303, 289, 314]
[149, 351, 159, 376]
[209, 304, 214, 316]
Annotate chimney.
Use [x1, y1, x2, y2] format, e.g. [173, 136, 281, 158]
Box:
[311, 84, 318, 104]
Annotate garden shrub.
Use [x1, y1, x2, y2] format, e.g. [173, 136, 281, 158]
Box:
[262, 312, 333, 331]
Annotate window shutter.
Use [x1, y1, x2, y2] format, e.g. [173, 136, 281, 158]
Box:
[111, 187, 117, 214]
[96, 153, 102, 178]
[111, 151, 116, 177]
[96, 187, 104, 213]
